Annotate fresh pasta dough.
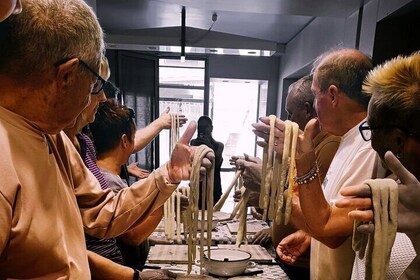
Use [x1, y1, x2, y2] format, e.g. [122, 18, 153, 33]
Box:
[352, 178, 398, 280]
[186, 145, 215, 274]
[259, 116, 299, 225]
[164, 113, 181, 240]
[213, 169, 242, 212]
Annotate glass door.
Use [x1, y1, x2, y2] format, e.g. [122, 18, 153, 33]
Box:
[209, 78, 268, 212]
[158, 58, 206, 166]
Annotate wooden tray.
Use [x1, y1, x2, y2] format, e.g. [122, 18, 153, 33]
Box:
[148, 245, 199, 264]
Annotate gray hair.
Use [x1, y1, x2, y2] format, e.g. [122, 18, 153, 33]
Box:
[312, 48, 373, 107]
[288, 75, 314, 107]
[0, 0, 104, 84]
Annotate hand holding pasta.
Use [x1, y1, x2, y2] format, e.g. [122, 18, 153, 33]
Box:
[337, 151, 420, 234]
[167, 122, 215, 183]
[159, 107, 188, 129]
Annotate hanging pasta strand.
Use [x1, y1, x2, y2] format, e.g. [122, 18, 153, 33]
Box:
[213, 169, 242, 211]
[284, 122, 298, 225]
[235, 188, 251, 247]
[259, 145, 268, 209]
[274, 120, 291, 225]
[261, 115, 276, 221]
[257, 118, 299, 226]
[186, 145, 214, 275]
[164, 113, 181, 241]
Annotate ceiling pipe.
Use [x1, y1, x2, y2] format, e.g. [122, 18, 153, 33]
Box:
[181, 6, 186, 62]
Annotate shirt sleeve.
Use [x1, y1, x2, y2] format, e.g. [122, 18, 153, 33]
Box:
[61, 133, 177, 239]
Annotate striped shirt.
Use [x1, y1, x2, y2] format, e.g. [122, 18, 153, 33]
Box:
[76, 133, 124, 265]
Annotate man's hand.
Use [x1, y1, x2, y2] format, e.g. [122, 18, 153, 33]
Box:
[251, 228, 272, 247]
[252, 116, 319, 157]
[159, 107, 187, 129]
[233, 155, 262, 192]
[233, 189, 260, 207]
[168, 122, 214, 183]
[276, 230, 311, 265]
[387, 151, 420, 232]
[140, 269, 177, 280]
[336, 151, 420, 233]
[127, 162, 150, 179]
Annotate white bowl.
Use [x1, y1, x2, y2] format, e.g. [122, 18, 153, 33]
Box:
[202, 248, 254, 277]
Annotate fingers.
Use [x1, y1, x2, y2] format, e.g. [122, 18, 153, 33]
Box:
[178, 115, 187, 127]
[245, 154, 261, 164]
[348, 209, 374, 222]
[276, 245, 296, 265]
[256, 140, 267, 148]
[357, 223, 374, 234]
[298, 118, 319, 153]
[335, 197, 372, 209]
[253, 129, 269, 141]
[340, 184, 372, 197]
[303, 118, 320, 140]
[200, 156, 214, 170]
[385, 151, 418, 185]
[177, 121, 196, 145]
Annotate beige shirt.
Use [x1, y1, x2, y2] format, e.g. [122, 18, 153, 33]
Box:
[0, 106, 177, 279]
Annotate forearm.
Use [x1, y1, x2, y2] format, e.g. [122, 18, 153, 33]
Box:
[88, 250, 134, 280]
[133, 119, 165, 153]
[296, 151, 353, 238]
[120, 207, 163, 246]
[79, 164, 177, 239]
[288, 195, 350, 248]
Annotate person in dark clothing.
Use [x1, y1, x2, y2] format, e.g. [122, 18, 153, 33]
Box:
[191, 116, 224, 209]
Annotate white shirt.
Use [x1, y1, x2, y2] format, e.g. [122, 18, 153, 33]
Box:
[311, 119, 383, 280]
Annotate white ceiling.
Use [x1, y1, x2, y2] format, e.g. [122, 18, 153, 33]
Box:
[93, 0, 369, 56]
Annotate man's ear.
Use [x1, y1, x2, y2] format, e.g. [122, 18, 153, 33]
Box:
[328, 85, 340, 108]
[393, 128, 408, 158]
[55, 58, 79, 94]
[304, 101, 313, 117]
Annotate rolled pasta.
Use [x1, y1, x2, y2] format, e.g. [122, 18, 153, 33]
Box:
[186, 145, 214, 275]
[352, 178, 398, 280]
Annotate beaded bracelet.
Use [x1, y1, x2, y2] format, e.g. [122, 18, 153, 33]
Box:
[294, 164, 319, 185]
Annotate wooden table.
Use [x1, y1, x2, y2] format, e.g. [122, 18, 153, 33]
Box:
[146, 216, 290, 279]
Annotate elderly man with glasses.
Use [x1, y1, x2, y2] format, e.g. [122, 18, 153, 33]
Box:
[0, 0, 213, 279]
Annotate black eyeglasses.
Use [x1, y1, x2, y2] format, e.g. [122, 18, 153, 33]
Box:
[359, 120, 418, 142]
[78, 60, 107, 95]
[54, 58, 107, 95]
[103, 81, 120, 99]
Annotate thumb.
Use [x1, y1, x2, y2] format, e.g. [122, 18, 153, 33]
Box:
[300, 118, 320, 153]
[164, 107, 170, 114]
[177, 121, 196, 145]
[385, 151, 417, 185]
[303, 118, 321, 140]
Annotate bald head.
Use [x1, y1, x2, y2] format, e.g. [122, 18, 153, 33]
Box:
[312, 48, 373, 108]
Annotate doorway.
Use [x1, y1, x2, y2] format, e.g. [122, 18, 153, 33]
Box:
[209, 78, 268, 212]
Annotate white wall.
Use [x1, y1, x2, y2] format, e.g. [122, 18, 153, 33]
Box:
[276, 0, 414, 118]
